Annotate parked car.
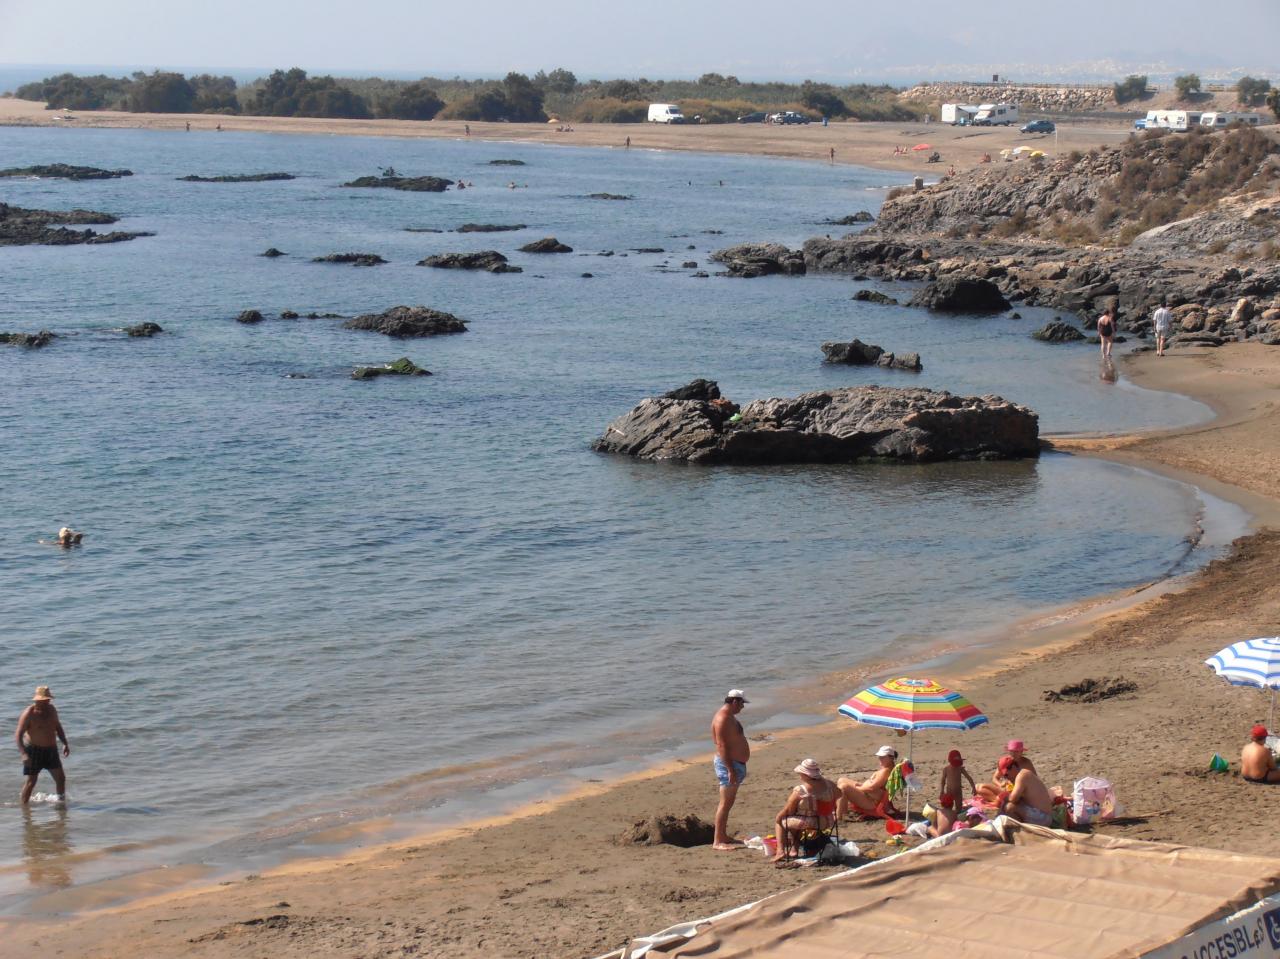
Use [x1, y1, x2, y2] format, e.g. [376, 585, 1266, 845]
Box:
[1133, 119, 1147, 130]
[770, 111, 811, 125]
[737, 112, 767, 123]
[1020, 119, 1055, 134]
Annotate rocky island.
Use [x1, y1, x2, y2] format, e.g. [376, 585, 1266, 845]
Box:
[0, 163, 132, 180]
[418, 251, 521, 273]
[0, 203, 152, 246]
[342, 173, 453, 192]
[593, 381, 1037, 465]
[342, 305, 468, 337]
[178, 172, 296, 182]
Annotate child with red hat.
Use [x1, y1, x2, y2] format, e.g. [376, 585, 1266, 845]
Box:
[938, 748, 977, 814]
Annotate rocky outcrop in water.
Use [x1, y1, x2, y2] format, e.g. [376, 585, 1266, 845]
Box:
[910, 275, 1010, 313]
[822, 340, 922, 371]
[418, 251, 521, 273]
[343, 305, 467, 337]
[456, 223, 526, 233]
[519, 237, 573, 253]
[489, 159, 526, 166]
[236, 310, 264, 324]
[124, 322, 164, 337]
[0, 164, 132, 180]
[351, 357, 432, 380]
[822, 212, 875, 225]
[312, 252, 387, 266]
[0, 203, 151, 246]
[178, 173, 295, 182]
[852, 289, 899, 305]
[663, 379, 722, 402]
[0, 331, 55, 348]
[1032, 321, 1086, 343]
[587, 193, 632, 200]
[260, 247, 287, 257]
[710, 242, 806, 278]
[593, 385, 1038, 464]
[342, 174, 453, 192]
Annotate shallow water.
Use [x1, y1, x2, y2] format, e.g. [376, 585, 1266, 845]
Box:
[0, 126, 1216, 910]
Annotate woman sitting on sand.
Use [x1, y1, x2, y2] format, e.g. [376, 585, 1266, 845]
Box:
[836, 745, 898, 819]
[772, 759, 838, 861]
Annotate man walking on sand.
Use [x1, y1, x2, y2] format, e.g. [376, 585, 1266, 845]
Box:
[1153, 297, 1174, 357]
[15, 686, 69, 803]
[711, 689, 750, 850]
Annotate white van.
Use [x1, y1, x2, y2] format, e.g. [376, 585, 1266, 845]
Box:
[1154, 110, 1203, 132]
[1200, 111, 1261, 128]
[972, 103, 1019, 126]
[648, 103, 685, 124]
[941, 103, 978, 125]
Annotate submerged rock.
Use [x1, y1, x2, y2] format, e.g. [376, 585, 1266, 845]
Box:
[594, 385, 1037, 464]
[0, 330, 55, 348]
[351, 357, 432, 380]
[852, 289, 900, 305]
[236, 310, 264, 325]
[0, 163, 132, 180]
[519, 237, 573, 253]
[124, 322, 163, 337]
[312, 252, 387, 266]
[711, 242, 806, 278]
[280, 310, 299, 319]
[342, 174, 453, 192]
[587, 193, 632, 200]
[343, 305, 467, 338]
[822, 340, 922, 371]
[456, 223, 527, 233]
[1032, 321, 1086, 343]
[417, 250, 521, 273]
[488, 159, 526, 166]
[178, 172, 295, 182]
[910, 275, 1010, 313]
[822, 212, 875, 225]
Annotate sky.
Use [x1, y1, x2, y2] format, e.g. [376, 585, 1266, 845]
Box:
[2, 0, 1278, 82]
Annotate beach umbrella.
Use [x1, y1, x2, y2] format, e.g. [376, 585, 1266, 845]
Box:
[1029, 150, 1046, 158]
[837, 678, 988, 833]
[1013, 145, 1033, 154]
[911, 143, 931, 151]
[1205, 637, 1280, 729]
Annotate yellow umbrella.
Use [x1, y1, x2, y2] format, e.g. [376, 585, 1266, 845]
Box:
[1029, 150, 1046, 158]
[1013, 145, 1033, 154]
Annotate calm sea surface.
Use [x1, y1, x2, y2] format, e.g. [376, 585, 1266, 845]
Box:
[0, 126, 1221, 910]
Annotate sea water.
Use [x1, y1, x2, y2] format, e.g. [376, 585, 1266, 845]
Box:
[0, 126, 1216, 910]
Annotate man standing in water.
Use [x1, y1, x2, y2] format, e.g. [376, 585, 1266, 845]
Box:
[711, 689, 750, 850]
[15, 687, 69, 803]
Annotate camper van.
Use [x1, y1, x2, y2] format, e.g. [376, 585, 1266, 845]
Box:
[1153, 110, 1203, 132]
[1200, 111, 1261, 128]
[972, 103, 1019, 126]
[941, 103, 978, 125]
[648, 103, 685, 124]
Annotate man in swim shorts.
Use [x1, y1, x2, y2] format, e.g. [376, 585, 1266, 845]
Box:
[711, 689, 750, 850]
[836, 745, 899, 819]
[1242, 725, 1280, 784]
[1001, 757, 1054, 826]
[15, 686, 70, 803]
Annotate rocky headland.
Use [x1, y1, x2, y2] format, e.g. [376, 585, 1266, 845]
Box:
[0, 203, 152, 246]
[593, 381, 1037, 465]
[342, 305, 467, 337]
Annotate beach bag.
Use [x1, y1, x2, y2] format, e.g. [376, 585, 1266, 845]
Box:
[1072, 777, 1120, 824]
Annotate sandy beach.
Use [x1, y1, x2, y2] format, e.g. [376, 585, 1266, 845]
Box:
[3, 341, 1280, 958]
[0, 96, 1135, 174]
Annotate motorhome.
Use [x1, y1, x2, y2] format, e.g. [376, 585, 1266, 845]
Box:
[941, 103, 978, 125]
[647, 103, 685, 124]
[972, 102, 1019, 126]
[1200, 111, 1262, 128]
[1153, 110, 1203, 132]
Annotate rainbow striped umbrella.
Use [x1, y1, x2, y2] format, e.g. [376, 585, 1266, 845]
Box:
[838, 677, 988, 731]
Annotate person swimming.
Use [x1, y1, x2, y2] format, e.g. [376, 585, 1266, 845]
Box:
[41, 527, 84, 547]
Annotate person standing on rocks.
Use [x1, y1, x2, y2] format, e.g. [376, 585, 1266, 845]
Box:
[1097, 304, 1117, 358]
[711, 689, 750, 850]
[1153, 297, 1174, 356]
[15, 686, 69, 804]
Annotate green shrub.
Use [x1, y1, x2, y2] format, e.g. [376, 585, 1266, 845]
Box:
[1237, 76, 1272, 106]
[1174, 73, 1201, 99]
[1113, 75, 1148, 104]
[569, 98, 647, 123]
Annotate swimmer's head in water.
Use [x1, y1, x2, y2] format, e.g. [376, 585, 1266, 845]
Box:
[58, 527, 72, 539]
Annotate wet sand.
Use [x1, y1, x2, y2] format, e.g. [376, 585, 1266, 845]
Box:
[0, 96, 1134, 174]
[6, 342, 1280, 958]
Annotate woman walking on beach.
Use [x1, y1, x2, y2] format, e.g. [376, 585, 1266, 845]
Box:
[1097, 305, 1117, 359]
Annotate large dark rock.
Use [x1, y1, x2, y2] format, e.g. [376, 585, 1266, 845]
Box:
[342, 174, 453, 192]
[124, 322, 164, 337]
[852, 289, 899, 305]
[312, 252, 387, 266]
[519, 237, 573, 253]
[260, 247, 287, 257]
[0, 331, 55, 348]
[236, 310, 265, 324]
[0, 164, 132, 180]
[710, 243, 806, 278]
[822, 212, 875, 225]
[343, 305, 467, 338]
[663, 379, 721, 401]
[910, 275, 1011, 313]
[456, 223, 527, 233]
[178, 173, 295, 182]
[418, 250, 521, 273]
[594, 385, 1038, 464]
[0, 203, 150, 247]
[488, 159, 526, 166]
[822, 340, 922, 371]
[351, 357, 432, 380]
[1031, 321, 1086, 343]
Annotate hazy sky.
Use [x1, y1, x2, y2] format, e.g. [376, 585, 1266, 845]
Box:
[2, 0, 1278, 80]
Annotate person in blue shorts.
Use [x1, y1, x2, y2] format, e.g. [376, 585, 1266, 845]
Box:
[711, 689, 750, 850]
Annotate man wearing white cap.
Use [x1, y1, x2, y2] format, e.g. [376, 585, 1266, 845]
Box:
[711, 689, 750, 850]
[14, 686, 70, 803]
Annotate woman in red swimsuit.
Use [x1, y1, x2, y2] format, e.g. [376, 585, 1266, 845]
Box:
[773, 758, 839, 861]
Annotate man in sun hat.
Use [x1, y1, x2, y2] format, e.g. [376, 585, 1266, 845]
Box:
[1242, 725, 1280, 784]
[14, 686, 70, 803]
[711, 688, 750, 850]
[836, 744, 898, 820]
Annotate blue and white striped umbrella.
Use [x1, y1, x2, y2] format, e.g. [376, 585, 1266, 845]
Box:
[1205, 637, 1280, 728]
